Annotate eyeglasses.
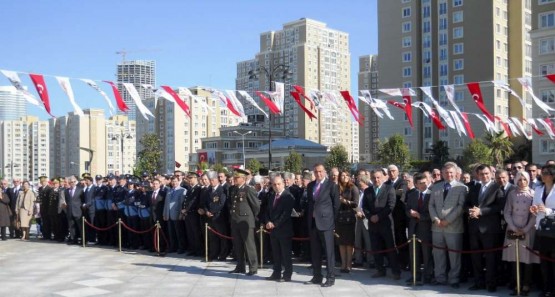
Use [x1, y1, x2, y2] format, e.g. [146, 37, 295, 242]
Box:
[433, 173, 441, 177]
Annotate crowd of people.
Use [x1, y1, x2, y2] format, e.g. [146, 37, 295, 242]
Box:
[1, 160, 555, 295]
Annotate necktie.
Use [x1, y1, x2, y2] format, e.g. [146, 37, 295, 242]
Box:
[418, 192, 423, 210]
[443, 183, 451, 200]
[479, 184, 488, 203]
[70, 188, 75, 198]
[273, 193, 280, 207]
[152, 191, 157, 204]
[313, 183, 321, 200]
[374, 186, 380, 196]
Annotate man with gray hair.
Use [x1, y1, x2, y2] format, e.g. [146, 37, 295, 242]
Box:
[8, 177, 22, 238]
[386, 164, 409, 271]
[353, 174, 373, 268]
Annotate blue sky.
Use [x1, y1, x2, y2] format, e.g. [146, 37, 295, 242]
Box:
[0, 0, 378, 119]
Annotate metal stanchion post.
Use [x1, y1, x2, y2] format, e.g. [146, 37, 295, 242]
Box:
[118, 218, 122, 252]
[82, 217, 86, 248]
[259, 225, 264, 269]
[516, 239, 520, 296]
[412, 234, 416, 286]
[205, 223, 209, 263]
[156, 220, 160, 256]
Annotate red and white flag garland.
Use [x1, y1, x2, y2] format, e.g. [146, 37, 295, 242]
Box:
[160, 85, 190, 118]
[29, 73, 54, 117]
[56, 76, 84, 117]
[290, 91, 317, 120]
[103, 81, 129, 113]
[0, 69, 40, 106]
[467, 82, 495, 122]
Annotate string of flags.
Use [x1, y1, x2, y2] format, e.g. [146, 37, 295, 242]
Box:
[1, 68, 555, 140]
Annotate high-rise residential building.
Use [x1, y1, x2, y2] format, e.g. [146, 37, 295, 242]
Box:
[236, 18, 355, 165]
[531, 0, 555, 164]
[0, 86, 27, 121]
[116, 60, 156, 121]
[49, 109, 136, 177]
[378, 0, 531, 160]
[136, 87, 242, 173]
[0, 116, 49, 182]
[358, 55, 380, 163]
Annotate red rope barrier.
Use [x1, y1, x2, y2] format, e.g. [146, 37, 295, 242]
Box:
[84, 219, 118, 232]
[207, 226, 234, 240]
[419, 239, 511, 254]
[523, 245, 555, 263]
[119, 221, 157, 234]
[353, 240, 412, 255]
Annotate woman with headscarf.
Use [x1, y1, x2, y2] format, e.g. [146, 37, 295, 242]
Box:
[503, 171, 538, 296]
[16, 180, 36, 240]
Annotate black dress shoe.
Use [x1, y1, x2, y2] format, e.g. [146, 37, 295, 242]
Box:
[371, 271, 386, 278]
[487, 285, 496, 293]
[246, 271, 257, 276]
[265, 275, 281, 281]
[279, 277, 291, 282]
[451, 283, 460, 289]
[229, 268, 246, 274]
[321, 279, 335, 287]
[304, 277, 323, 285]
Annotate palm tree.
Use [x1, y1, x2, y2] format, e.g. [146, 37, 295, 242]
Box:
[431, 140, 450, 166]
[484, 131, 514, 167]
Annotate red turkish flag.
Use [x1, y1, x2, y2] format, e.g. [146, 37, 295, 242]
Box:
[291, 92, 317, 120]
[339, 90, 363, 125]
[401, 88, 413, 128]
[292, 85, 316, 110]
[429, 109, 446, 130]
[467, 82, 494, 122]
[387, 100, 405, 110]
[160, 86, 191, 118]
[29, 74, 54, 117]
[546, 74, 555, 84]
[255, 91, 281, 114]
[175, 161, 181, 168]
[103, 81, 129, 112]
[525, 119, 544, 136]
[495, 116, 512, 137]
[225, 97, 241, 117]
[461, 112, 475, 139]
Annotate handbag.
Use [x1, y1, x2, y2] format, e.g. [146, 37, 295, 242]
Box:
[537, 215, 555, 239]
[506, 230, 525, 240]
[336, 209, 355, 224]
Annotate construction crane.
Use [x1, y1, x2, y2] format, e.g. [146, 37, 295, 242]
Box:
[115, 48, 161, 62]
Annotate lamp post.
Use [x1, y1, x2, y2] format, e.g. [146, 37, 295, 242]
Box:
[233, 130, 252, 169]
[248, 64, 292, 170]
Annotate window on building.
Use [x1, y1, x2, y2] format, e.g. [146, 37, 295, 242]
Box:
[453, 0, 463, 6]
[440, 63, 448, 76]
[540, 63, 555, 75]
[404, 127, 412, 136]
[453, 11, 463, 23]
[455, 90, 465, 101]
[403, 67, 412, 77]
[439, 18, 448, 30]
[402, 21, 412, 32]
[453, 27, 464, 38]
[439, 2, 447, 14]
[402, 36, 412, 47]
[423, 35, 431, 48]
[423, 5, 431, 18]
[424, 127, 432, 138]
[454, 59, 464, 70]
[541, 139, 555, 154]
[540, 38, 555, 54]
[423, 20, 431, 33]
[454, 74, 464, 84]
[402, 51, 412, 62]
[439, 33, 448, 45]
[402, 7, 411, 18]
[540, 11, 555, 28]
[454, 43, 464, 54]
[541, 89, 555, 103]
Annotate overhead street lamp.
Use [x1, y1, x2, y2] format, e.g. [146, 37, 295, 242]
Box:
[248, 64, 292, 170]
[233, 130, 252, 169]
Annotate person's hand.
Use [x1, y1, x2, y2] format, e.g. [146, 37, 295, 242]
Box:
[265, 222, 275, 230]
[356, 211, 364, 218]
[163, 216, 168, 221]
[410, 209, 420, 219]
[206, 211, 213, 218]
[538, 204, 546, 213]
[530, 205, 539, 215]
[370, 215, 379, 223]
[439, 220, 449, 227]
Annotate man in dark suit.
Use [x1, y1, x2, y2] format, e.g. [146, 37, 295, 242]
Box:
[405, 173, 433, 285]
[82, 176, 96, 244]
[265, 175, 295, 282]
[362, 169, 400, 280]
[284, 172, 303, 258]
[203, 172, 228, 261]
[7, 178, 22, 238]
[148, 178, 167, 253]
[38, 176, 53, 240]
[228, 169, 260, 275]
[386, 164, 409, 271]
[181, 172, 203, 257]
[63, 176, 85, 245]
[304, 163, 340, 287]
[467, 164, 506, 293]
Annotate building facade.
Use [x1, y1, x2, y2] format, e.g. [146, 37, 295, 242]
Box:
[358, 55, 380, 163]
[236, 18, 355, 161]
[116, 60, 156, 121]
[0, 116, 49, 182]
[532, 0, 555, 164]
[377, 0, 531, 159]
[0, 86, 27, 121]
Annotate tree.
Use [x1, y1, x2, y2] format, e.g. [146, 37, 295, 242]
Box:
[484, 131, 514, 167]
[461, 139, 493, 173]
[211, 163, 226, 173]
[510, 140, 532, 163]
[430, 140, 450, 167]
[376, 134, 411, 170]
[284, 150, 303, 174]
[324, 144, 350, 171]
[134, 133, 162, 175]
[247, 159, 262, 174]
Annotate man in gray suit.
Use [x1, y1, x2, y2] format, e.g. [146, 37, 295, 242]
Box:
[62, 176, 85, 245]
[429, 162, 468, 288]
[304, 163, 340, 287]
[163, 176, 186, 254]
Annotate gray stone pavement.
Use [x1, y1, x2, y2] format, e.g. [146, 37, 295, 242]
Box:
[0, 229, 514, 297]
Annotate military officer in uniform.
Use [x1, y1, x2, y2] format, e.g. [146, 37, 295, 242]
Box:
[181, 172, 203, 257]
[228, 169, 260, 275]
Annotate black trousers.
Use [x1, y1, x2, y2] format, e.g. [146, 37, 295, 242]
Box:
[309, 222, 336, 279]
[208, 217, 229, 259]
[270, 234, 293, 278]
[184, 213, 202, 255]
[469, 231, 499, 286]
[41, 213, 53, 239]
[167, 219, 186, 252]
[139, 217, 152, 249]
[231, 222, 258, 271]
[95, 209, 108, 244]
[369, 225, 400, 275]
[126, 215, 140, 248]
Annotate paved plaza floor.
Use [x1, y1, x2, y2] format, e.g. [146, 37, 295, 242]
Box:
[0, 229, 515, 297]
